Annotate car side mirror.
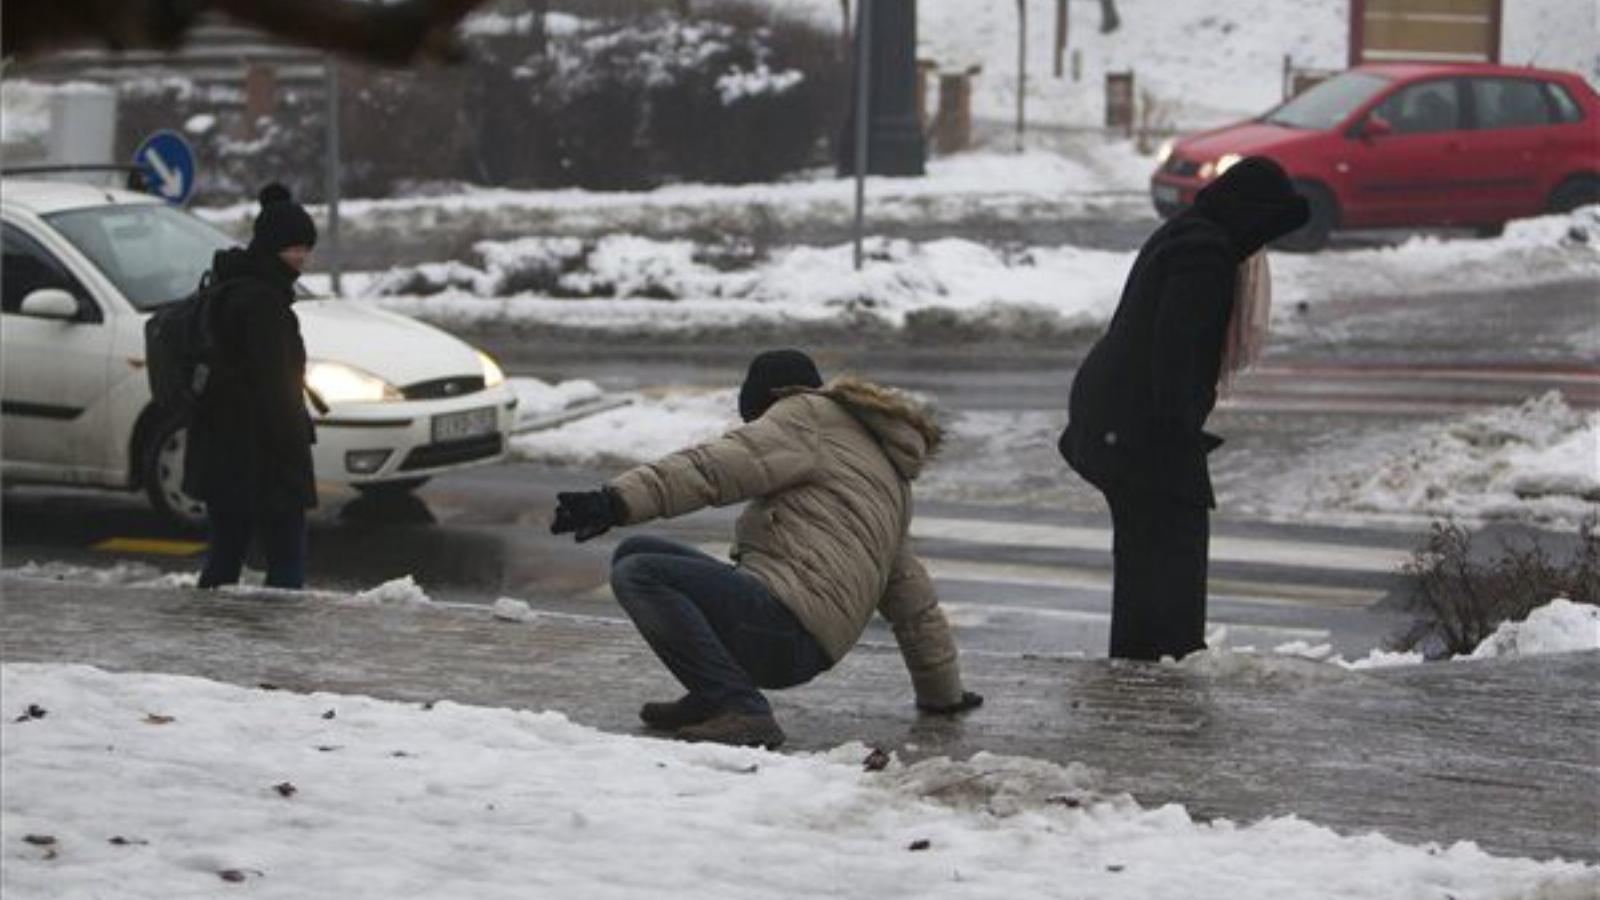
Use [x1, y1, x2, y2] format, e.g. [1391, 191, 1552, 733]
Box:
[18, 288, 80, 320]
[1359, 115, 1393, 141]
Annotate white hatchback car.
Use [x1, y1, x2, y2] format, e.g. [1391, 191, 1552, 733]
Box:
[1, 178, 517, 524]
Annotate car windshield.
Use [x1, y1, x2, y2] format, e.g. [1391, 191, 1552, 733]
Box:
[45, 203, 249, 311]
[1261, 71, 1392, 130]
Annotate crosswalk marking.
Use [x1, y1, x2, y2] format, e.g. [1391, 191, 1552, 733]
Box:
[910, 516, 1411, 576]
[922, 557, 1383, 609]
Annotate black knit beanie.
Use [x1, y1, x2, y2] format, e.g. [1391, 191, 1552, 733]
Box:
[248, 183, 317, 254]
[738, 349, 823, 422]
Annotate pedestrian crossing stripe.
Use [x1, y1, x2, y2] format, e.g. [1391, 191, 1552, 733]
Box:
[91, 537, 207, 557]
[910, 517, 1412, 575]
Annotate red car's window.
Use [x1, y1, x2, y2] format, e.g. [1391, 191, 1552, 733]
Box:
[1372, 79, 1462, 135]
[1542, 82, 1585, 123]
[1470, 78, 1553, 129]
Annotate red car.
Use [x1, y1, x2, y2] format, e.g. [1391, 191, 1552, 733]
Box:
[1151, 63, 1600, 250]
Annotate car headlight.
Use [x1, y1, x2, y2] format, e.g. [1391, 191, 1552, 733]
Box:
[1155, 137, 1175, 166]
[305, 360, 403, 405]
[1199, 153, 1243, 181]
[477, 350, 506, 388]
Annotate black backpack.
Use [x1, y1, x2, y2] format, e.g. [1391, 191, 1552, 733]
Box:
[144, 273, 235, 419]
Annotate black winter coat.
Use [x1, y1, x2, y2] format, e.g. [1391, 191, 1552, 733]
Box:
[182, 247, 317, 510]
[1060, 158, 1310, 508]
[1059, 214, 1236, 508]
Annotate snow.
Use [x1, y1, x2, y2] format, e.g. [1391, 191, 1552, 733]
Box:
[490, 597, 537, 623]
[1189, 598, 1598, 673]
[772, 0, 1597, 129]
[183, 113, 216, 135]
[4, 662, 1593, 899]
[197, 145, 1154, 227]
[365, 206, 1598, 339]
[1468, 597, 1600, 659]
[715, 64, 805, 105]
[508, 376, 605, 422]
[12, 560, 198, 590]
[513, 388, 738, 467]
[1304, 391, 1600, 527]
[346, 575, 433, 608]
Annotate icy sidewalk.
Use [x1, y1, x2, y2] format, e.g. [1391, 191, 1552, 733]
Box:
[1, 575, 1596, 869]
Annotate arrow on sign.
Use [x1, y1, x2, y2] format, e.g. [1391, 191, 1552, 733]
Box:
[142, 146, 186, 200]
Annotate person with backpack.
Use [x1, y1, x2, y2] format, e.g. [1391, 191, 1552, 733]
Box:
[550, 349, 982, 749]
[182, 183, 319, 589]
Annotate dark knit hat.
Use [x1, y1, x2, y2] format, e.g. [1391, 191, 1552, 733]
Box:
[739, 349, 823, 422]
[249, 183, 317, 253]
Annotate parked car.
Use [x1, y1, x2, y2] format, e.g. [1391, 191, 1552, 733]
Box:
[1151, 63, 1600, 250]
[1, 177, 517, 524]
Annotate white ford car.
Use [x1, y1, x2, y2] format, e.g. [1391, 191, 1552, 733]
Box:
[1, 178, 517, 524]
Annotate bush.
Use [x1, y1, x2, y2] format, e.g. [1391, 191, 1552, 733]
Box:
[1395, 516, 1599, 658]
[110, 4, 844, 198]
[468, 8, 844, 189]
[115, 80, 326, 205]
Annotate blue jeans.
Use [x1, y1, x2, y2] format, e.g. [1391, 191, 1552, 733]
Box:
[199, 498, 308, 590]
[610, 535, 830, 716]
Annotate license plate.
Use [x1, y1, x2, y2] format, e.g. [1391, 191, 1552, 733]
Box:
[432, 406, 497, 442]
[1153, 183, 1181, 204]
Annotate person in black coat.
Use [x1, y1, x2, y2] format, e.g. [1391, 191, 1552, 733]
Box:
[185, 183, 318, 589]
[1059, 157, 1309, 660]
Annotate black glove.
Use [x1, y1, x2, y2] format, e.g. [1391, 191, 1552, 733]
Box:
[551, 489, 618, 543]
[917, 690, 983, 716]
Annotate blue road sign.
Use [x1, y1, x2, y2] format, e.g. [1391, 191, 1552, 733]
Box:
[133, 130, 197, 206]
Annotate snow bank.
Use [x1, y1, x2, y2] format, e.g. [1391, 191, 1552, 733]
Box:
[508, 376, 605, 421]
[1184, 598, 1597, 677]
[198, 145, 1154, 234]
[513, 388, 738, 467]
[1306, 391, 1600, 527]
[4, 663, 1591, 899]
[367, 208, 1598, 339]
[0, 80, 113, 146]
[1469, 598, 1600, 660]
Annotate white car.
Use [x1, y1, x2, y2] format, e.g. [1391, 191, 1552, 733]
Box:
[1, 177, 517, 524]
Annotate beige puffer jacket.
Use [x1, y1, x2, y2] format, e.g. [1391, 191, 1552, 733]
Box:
[608, 376, 964, 706]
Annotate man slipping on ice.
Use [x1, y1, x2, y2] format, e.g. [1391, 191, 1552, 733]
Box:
[551, 349, 982, 749]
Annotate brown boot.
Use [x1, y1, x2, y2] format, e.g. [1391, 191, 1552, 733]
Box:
[639, 696, 716, 731]
[675, 711, 786, 750]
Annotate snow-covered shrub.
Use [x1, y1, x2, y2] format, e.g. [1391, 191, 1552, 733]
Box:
[1396, 516, 1599, 658]
[492, 9, 841, 189]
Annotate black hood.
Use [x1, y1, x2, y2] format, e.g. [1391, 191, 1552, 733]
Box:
[210, 246, 300, 299]
[1192, 157, 1311, 260]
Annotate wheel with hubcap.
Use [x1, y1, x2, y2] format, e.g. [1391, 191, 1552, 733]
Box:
[1547, 175, 1600, 213]
[144, 416, 208, 530]
[1273, 181, 1336, 253]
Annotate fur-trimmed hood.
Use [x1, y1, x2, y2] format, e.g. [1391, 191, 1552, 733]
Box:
[791, 376, 941, 480]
